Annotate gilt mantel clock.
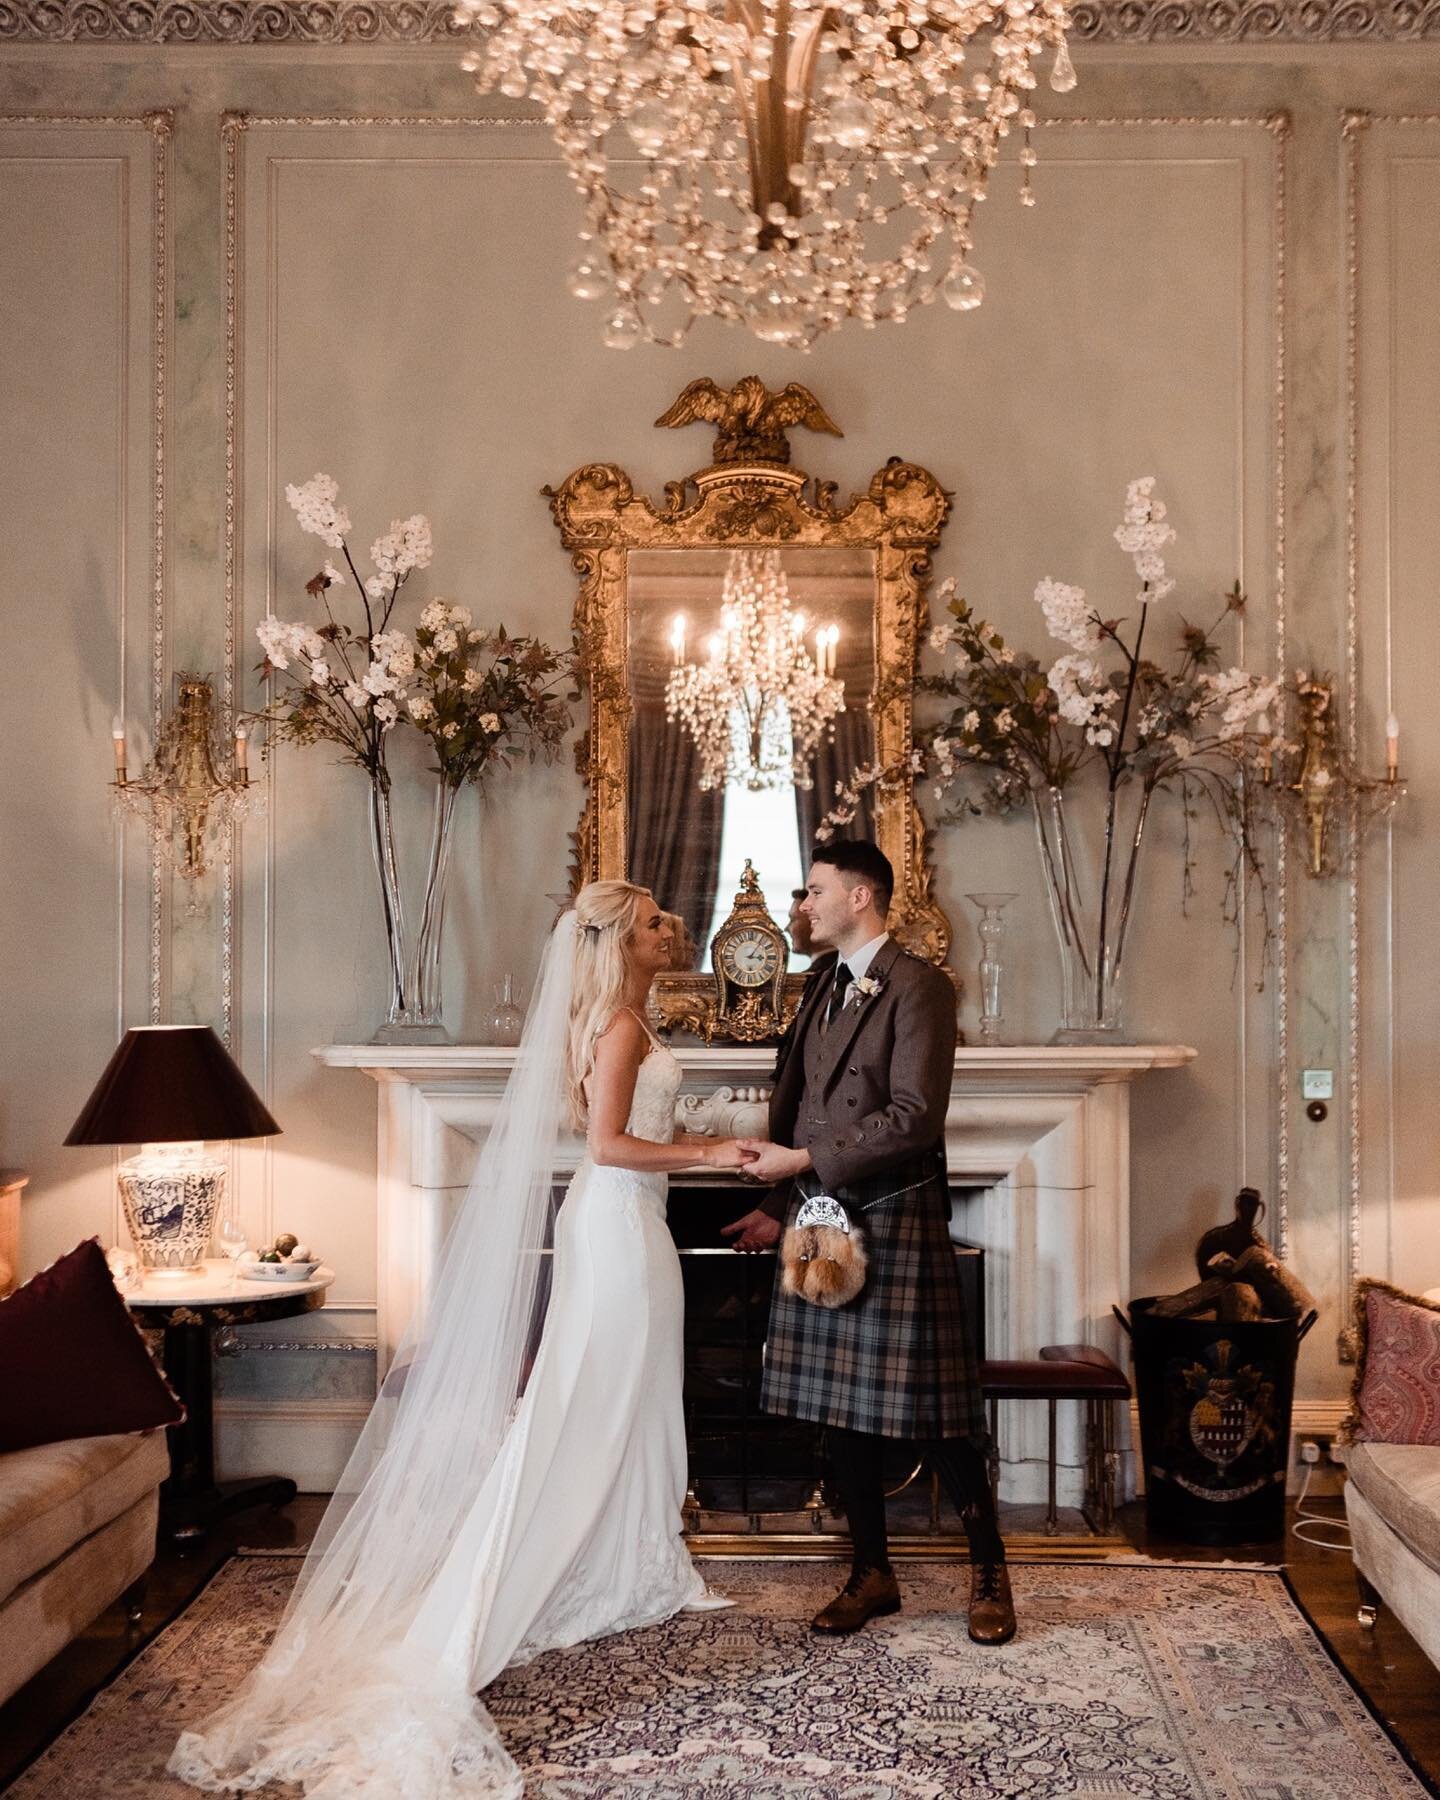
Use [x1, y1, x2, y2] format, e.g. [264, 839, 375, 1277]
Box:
[708, 861, 790, 1044]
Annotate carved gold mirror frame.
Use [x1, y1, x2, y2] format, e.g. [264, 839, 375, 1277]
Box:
[547, 378, 953, 1040]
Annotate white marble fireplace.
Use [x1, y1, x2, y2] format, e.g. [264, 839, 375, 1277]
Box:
[315, 1042, 1194, 1506]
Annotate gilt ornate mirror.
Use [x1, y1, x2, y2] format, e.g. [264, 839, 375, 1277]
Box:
[547, 377, 952, 1041]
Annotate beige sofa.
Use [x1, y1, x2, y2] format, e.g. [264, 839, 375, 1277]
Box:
[1344, 1441, 1440, 1670]
[0, 1428, 168, 1705]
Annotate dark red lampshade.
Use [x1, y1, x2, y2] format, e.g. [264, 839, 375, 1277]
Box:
[64, 1025, 281, 1146]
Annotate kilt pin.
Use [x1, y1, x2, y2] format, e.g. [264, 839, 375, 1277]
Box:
[757, 937, 986, 1444]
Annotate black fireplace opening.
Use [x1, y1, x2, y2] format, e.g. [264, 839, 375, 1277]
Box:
[669, 1178, 985, 1533]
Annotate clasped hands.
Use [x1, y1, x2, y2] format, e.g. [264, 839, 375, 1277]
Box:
[713, 1137, 811, 1254]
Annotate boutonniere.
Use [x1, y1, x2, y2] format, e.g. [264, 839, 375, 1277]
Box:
[851, 974, 883, 1004]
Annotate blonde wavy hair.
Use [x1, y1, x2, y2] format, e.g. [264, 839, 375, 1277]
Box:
[564, 879, 654, 1129]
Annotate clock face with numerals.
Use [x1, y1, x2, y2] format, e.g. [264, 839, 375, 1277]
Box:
[717, 924, 784, 989]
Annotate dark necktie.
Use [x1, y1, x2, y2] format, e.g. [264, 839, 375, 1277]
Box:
[827, 961, 853, 1025]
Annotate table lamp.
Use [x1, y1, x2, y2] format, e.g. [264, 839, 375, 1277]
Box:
[64, 1025, 280, 1275]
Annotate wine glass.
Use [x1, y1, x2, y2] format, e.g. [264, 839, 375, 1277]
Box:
[218, 1216, 248, 1292]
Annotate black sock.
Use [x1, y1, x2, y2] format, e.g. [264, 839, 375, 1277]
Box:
[927, 1436, 1006, 1565]
[826, 1427, 891, 1576]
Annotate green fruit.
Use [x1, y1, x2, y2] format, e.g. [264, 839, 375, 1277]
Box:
[274, 1233, 299, 1256]
[259, 1249, 281, 1263]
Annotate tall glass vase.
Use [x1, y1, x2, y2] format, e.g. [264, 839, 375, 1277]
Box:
[367, 778, 461, 1045]
[1032, 781, 1153, 1044]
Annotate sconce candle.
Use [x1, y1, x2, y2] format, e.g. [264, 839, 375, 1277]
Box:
[1386, 713, 1400, 781]
[234, 722, 249, 779]
[669, 613, 687, 668]
[111, 715, 127, 779]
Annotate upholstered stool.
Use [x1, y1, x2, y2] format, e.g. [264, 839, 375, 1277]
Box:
[980, 1344, 1130, 1535]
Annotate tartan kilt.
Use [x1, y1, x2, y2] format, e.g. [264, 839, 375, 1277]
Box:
[759, 1160, 986, 1442]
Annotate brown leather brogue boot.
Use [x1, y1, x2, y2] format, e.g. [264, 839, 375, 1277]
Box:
[810, 1566, 902, 1635]
[967, 1560, 1016, 1645]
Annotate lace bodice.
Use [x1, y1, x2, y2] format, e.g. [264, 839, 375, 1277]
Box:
[626, 1041, 683, 1144]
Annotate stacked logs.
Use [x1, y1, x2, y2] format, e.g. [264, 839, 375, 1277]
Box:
[1150, 1188, 1315, 1323]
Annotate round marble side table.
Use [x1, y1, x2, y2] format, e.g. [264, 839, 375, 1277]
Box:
[127, 1258, 334, 1544]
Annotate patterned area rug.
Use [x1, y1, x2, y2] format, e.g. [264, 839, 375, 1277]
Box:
[7, 1555, 1434, 1798]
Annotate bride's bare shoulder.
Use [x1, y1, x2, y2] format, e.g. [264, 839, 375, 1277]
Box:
[594, 1008, 649, 1058]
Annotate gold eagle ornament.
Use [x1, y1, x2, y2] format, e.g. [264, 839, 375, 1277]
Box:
[654, 376, 843, 467]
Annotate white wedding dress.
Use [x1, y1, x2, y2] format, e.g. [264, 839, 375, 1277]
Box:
[171, 1025, 718, 1798]
[411, 1030, 709, 1682]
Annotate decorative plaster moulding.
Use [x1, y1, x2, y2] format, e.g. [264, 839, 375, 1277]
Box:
[3, 0, 1438, 42]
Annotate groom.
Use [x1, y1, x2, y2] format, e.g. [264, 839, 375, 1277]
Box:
[722, 839, 1014, 1642]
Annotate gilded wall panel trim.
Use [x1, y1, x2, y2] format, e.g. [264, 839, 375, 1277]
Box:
[1039, 112, 1290, 1233]
[1340, 109, 1437, 1336]
[0, 110, 172, 1030]
[3, 0, 1438, 41]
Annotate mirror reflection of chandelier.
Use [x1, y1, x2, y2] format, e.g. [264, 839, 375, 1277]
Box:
[665, 549, 844, 792]
[455, 0, 1076, 350]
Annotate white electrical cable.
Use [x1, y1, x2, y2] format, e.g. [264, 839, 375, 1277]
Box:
[1290, 1460, 1353, 1553]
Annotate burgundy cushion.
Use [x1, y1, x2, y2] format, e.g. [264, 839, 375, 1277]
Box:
[1351, 1283, 1440, 1447]
[0, 1238, 184, 1452]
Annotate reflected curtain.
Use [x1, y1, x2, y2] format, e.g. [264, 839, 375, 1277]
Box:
[795, 710, 875, 853]
[627, 702, 724, 959]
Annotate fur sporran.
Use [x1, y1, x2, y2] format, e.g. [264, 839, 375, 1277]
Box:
[780, 1193, 868, 1308]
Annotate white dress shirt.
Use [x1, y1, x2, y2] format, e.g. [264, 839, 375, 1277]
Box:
[841, 932, 890, 986]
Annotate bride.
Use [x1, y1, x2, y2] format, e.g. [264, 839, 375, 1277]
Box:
[171, 880, 751, 1796]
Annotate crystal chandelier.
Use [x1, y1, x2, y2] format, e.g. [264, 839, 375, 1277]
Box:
[665, 549, 844, 790]
[455, 0, 1076, 350]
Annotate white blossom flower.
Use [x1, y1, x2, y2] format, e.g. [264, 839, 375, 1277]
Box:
[285, 474, 351, 550]
[929, 624, 955, 652]
[343, 682, 370, 709]
[419, 600, 449, 633]
[369, 514, 433, 578]
[365, 575, 388, 600]
[1049, 652, 1117, 738]
[323, 561, 345, 587]
[1169, 733, 1194, 760]
[479, 713, 501, 733]
[447, 604, 472, 629]
[462, 668, 483, 692]
[994, 708, 1015, 735]
[309, 658, 331, 687]
[408, 696, 436, 723]
[468, 629, 485, 644]
[374, 698, 399, 728]
[1113, 476, 1177, 602]
[962, 710, 981, 733]
[1203, 668, 1281, 741]
[433, 628, 459, 655]
[1036, 577, 1099, 653]
[362, 661, 398, 699]
[256, 617, 324, 671]
[371, 630, 416, 679]
[441, 720, 460, 740]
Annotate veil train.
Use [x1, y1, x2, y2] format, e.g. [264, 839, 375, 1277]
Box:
[169, 916, 584, 1797]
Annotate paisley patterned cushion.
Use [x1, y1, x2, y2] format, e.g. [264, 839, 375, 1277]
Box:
[1352, 1282, 1440, 1446]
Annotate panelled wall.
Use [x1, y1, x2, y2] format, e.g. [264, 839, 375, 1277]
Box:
[1, 40, 1437, 1483]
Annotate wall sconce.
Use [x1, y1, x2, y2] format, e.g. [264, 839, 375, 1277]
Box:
[1260, 673, 1404, 878]
[111, 674, 260, 887]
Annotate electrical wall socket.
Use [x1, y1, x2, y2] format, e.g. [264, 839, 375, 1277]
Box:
[1298, 1434, 1334, 1464]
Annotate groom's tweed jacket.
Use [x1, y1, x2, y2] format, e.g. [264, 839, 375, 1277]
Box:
[757, 937, 985, 1441]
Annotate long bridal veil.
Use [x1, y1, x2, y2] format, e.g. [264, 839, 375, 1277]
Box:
[170, 915, 585, 1798]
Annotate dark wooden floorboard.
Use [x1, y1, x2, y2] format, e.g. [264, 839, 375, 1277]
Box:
[2, 1495, 1435, 1791]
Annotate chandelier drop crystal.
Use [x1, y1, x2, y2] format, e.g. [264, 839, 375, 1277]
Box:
[665, 550, 845, 791]
[455, 0, 1075, 349]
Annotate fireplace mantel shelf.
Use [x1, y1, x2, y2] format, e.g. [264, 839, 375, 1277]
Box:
[316, 1043, 1196, 1082]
